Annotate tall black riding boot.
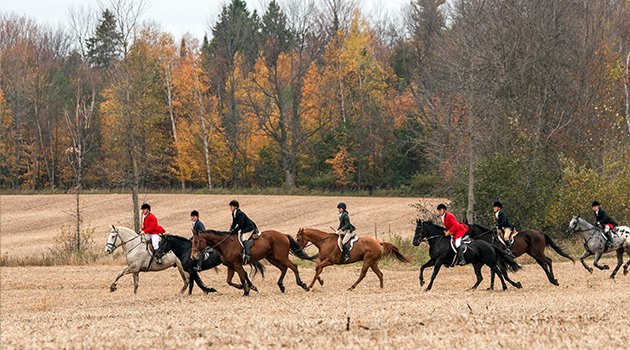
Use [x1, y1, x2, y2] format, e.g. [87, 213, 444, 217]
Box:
[242, 240, 253, 264]
[457, 245, 466, 265]
[505, 241, 513, 257]
[604, 230, 613, 249]
[341, 244, 350, 263]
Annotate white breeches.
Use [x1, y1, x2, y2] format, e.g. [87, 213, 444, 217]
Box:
[147, 234, 160, 250]
[454, 237, 462, 248]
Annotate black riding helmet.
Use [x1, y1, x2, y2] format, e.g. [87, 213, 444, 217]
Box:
[493, 201, 503, 208]
[229, 200, 240, 208]
[592, 201, 600, 207]
[141, 203, 151, 211]
[191, 210, 199, 217]
[436, 203, 447, 211]
[337, 202, 347, 210]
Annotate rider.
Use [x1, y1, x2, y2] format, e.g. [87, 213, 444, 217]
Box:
[229, 200, 258, 264]
[493, 201, 515, 256]
[191, 210, 206, 233]
[336, 202, 356, 263]
[140, 203, 166, 264]
[437, 203, 469, 265]
[592, 201, 618, 248]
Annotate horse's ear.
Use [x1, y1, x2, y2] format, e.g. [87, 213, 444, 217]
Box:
[111, 224, 115, 230]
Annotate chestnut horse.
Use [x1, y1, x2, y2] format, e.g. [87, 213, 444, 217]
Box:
[192, 229, 315, 296]
[295, 228, 410, 290]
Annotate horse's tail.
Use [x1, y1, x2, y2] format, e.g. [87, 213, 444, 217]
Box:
[249, 261, 266, 279]
[543, 233, 575, 263]
[494, 247, 522, 273]
[380, 242, 410, 263]
[287, 235, 318, 261]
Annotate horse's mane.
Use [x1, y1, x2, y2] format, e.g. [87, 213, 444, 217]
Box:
[163, 234, 190, 243]
[200, 229, 230, 236]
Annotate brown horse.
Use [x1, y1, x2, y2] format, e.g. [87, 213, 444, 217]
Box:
[296, 228, 410, 290]
[467, 224, 574, 286]
[191, 229, 314, 296]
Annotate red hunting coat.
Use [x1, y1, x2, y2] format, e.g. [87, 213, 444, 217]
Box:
[142, 212, 165, 234]
[441, 212, 468, 240]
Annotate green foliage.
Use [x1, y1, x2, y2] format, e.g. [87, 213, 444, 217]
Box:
[86, 9, 122, 68]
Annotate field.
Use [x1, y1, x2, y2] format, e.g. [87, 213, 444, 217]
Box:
[0, 194, 439, 258]
[2, 194, 629, 349]
[2, 261, 629, 349]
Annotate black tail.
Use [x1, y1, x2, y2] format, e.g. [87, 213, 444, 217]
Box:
[494, 247, 522, 273]
[249, 261, 266, 279]
[544, 233, 574, 263]
[287, 235, 318, 261]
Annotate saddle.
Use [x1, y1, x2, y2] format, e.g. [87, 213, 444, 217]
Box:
[252, 228, 262, 240]
[449, 235, 471, 253]
[338, 236, 359, 253]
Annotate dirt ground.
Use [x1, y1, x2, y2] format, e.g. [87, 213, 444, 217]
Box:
[0, 194, 440, 258]
[2, 260, 629, 349]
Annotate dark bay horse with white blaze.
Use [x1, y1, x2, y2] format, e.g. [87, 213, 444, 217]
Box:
[413, 220, 522, 291]
[295, 228, 410, 290]
[466, 223, 574, 286]
[191, 229, 315, 296]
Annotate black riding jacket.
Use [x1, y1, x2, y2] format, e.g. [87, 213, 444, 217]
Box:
[230, 209, 257, 234]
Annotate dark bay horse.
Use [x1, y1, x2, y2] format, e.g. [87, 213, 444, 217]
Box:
[413, 220, 522, 291]
[192, 229, 314, 296]
[155, 234, 265, 295]
[295, 228, 410, 290]
[467, 223, 574, 287]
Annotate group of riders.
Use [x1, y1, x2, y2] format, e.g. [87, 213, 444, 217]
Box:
[140, 197, 620, 266]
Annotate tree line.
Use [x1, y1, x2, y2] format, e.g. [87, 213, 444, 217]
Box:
[1, 0, 628, 232]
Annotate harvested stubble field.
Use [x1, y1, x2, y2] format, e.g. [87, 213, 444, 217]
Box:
[1, 261, 629, 349]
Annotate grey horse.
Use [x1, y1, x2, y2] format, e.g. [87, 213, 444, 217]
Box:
[105, 225, 189, 294]
[567, 216, 630, 279]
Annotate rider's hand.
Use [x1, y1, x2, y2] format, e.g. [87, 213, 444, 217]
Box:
[445, 231, 452, 236]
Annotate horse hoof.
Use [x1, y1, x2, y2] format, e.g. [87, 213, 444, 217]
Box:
[251, 286, 259, 293]
[110, 286, 117, 292]
[204, 288, 217, 294]
[588, 269, 593, 274]
[347, 286, 355, 291]
[551, 280, 559, 286]
[279, 285, 286, 293]
[419, 280, 424, 287]
[624, 269, 628, 276]
[516, 282, 523, 289]
[602, 265, 610, 270]
[424, 287, 431, 292]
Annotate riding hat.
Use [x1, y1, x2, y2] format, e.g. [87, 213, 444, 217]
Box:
[436, 203, 447, 210]
[591, 201, 600, 207]
[493, 201, 503, 208]
[140, 203, 151, 211]
[191, 210, 199, 217]
[229, 200, 240, 208]
[337, 202, 347, 210]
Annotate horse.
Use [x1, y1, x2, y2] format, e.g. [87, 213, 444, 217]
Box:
[567, 216, 630, 278]
[295, 228, 410, 290]
[105, 225, 189, 294]
[467, 223, 574, 286]
[412, 219, 522, 291]
[191, 229, 315, 296]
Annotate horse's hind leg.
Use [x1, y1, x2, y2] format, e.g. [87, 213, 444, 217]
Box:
[535, 256, 557, 286]
[308, 260, 332, 290]
[491, 265, 508, 291]
[624, 251, 630, 276]
[500, 268, 522, 289]
[192, 271, 217, 295]
[266, 257, 288, 293]
[370, 262, 384, 288]
[110, 267, 131, 292]
[469, 262, 483, 290]
[488, 269, 495, 291]
[349, 259, 371, 291]
[579, 251, 594, 274]
[609, 248, 624, 279]
[280, 256, 309, 292]
[133, 272, 139, 294]
[545, 256, 558, 285]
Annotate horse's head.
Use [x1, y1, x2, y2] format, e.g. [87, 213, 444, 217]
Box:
[191, 229, 208, 260]
[296, 228, 308, 248]
[567, 216, 580, 233]
[413, 219, 425, 246]
[105, 225, 120, 254]
[154, 234, 171, 259]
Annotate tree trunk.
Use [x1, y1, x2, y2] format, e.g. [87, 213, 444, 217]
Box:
[195, 88, 212, 190]
[165, 72, 185, 189]
[131, 141, 140, 232]
[466, 111, 475, 224]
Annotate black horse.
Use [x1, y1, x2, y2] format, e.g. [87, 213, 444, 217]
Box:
[467, 223, 573, 287]
[155, 234, 264, 295]
[412, 219, 522, 291]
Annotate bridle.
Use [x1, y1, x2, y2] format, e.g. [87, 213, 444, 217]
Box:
[192, 231, 231, 258]
[568, 217, 596, 234]
[415, 222, 444, 243]
[106, 229, 142, 255]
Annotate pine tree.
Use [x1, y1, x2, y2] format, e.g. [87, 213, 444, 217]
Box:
[86, 9, 122, 68]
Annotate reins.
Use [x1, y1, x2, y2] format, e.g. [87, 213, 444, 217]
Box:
[107, 231, 142, 255]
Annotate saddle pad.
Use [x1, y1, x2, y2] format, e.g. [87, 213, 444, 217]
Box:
[450, 236, 470, 253]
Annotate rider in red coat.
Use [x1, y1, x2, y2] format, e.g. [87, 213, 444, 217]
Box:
[437, 203, 469, 265]
[141, 203, 165, 263]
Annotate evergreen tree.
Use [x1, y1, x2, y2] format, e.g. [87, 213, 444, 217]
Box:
[86, 9, 122, 68]
[261, 0, 292, 66]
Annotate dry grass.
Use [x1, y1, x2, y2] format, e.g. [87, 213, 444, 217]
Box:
[1, 260, 629, 349]
[0, 194, 441, 259]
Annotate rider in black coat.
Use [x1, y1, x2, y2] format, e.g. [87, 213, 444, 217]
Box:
[229, 200, 258, 263]
[592, 201, 618, 248]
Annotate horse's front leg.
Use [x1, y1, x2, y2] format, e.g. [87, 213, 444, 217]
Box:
[174, 258, 190, 294]
[609, 248, 624, 279]
[308, 259, 333, 289]
[234, 264, 251, 296]
[132, 273, 139, 294]
[226, 266, 244, 290]
[110, 267, 131, 292]
[425, 261, 444, 291]
[419, 258, 435, 287]
[593, 252, 609, 270]
[579, 250, 594, 274]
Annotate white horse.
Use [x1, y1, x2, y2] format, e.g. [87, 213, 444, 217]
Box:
[105, 225, 189, 294]
[568, 216, 630, 278]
